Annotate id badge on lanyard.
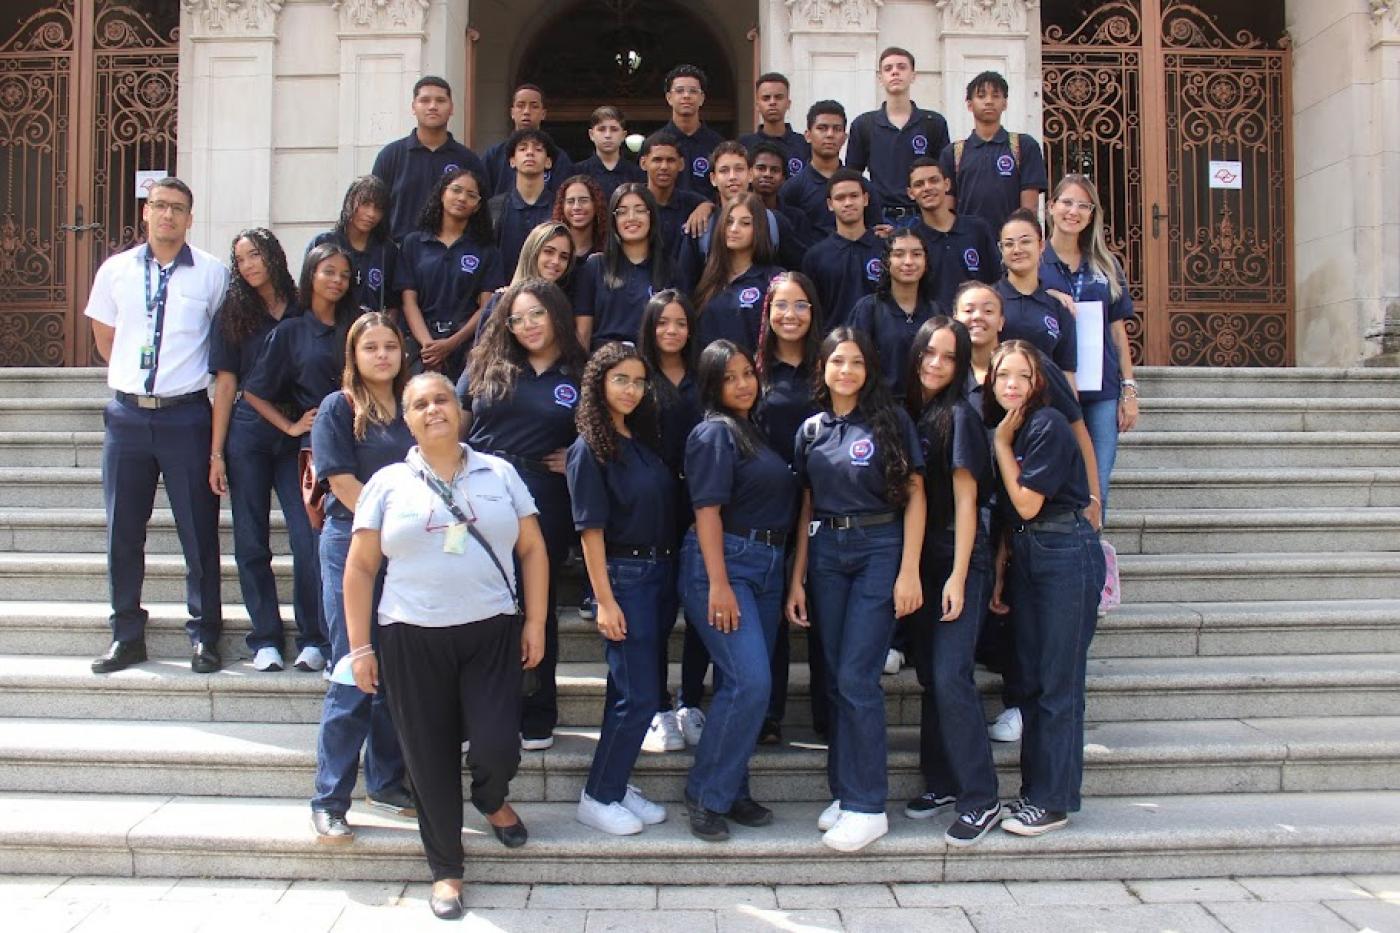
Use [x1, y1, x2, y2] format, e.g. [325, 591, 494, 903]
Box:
[142, 259, 172, 371]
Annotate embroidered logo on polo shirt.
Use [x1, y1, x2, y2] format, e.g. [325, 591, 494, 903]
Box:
[553, 384, 579, 408]
[996, 154, 1015, 176]
[1043, 314, 1061, 339]
[911, 134, 929, 156]
[865, 258, 883, 282]
[849, 438, 875, 467]
[738, 287, 761, 306]
[693, 156, 710, 177]
[460, 254, 480, 274]
[367, 268, 383, 288]
[444, 163, 461, 174]
[788, 157, 805, 177]
[963, 248, 981, 272]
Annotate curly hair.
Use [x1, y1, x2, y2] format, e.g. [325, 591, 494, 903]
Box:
[465, 279, 585, 404]
[755, 271, 823, 384]
[874, 228, 934, 305]
[575, 342, 661, 464]
[342, 312, 409, 441]
[333, 175, 391, 245]
[220, 228, 297, 345]
[813, 327, 913, 508]
[904, 317, 972, 531]
[982, 338, 1049, 428]
[694, 193, 775, 311]
[417, 167, 494, 245]
[551, 175, 607, 249]
[636, 289, 696, 413]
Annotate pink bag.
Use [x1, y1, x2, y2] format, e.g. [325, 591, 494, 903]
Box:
[1099, 539, 1121, 611]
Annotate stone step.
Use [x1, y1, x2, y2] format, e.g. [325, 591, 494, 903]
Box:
[0, 552, 290, 603]
[1105, 508, 1400, 554]
[0, 508, 288, 556]
[1136, 366, 1400, 399]
[0, 789, 1396, 882]
[1114, 432, 1400, 469]
[0, 368, 110, 399]
[0, 716, 1394, 801]
[0, 432, 105, 467]
[1133, 397, 1400, 432]
[0, 654, 1394, 726]
[0, 399, 110, 432]
[1109, 468, 1400, 510]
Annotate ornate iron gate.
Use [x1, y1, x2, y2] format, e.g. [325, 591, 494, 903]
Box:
[0, 0, 177, 366]
[1043, 0, 1293, 366]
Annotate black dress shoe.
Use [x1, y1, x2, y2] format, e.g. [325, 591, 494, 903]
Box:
[430, 891, 465, 920]
[726, 796, 774, 827]
[92, 639, 147, 674]
[491, 819, 528, 848]
[191, 643, 221, 673]
[367, 785, 418, 818]
[684, 795, 730, 842]
[311, 810, 354, 845]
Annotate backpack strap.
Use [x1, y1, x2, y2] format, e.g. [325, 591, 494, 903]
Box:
[953, 139, 965, 174]
[1008, 132, 1021, 168]
[798, 413, 823, 461]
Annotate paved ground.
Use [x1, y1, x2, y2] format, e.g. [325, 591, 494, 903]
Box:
[6, 874, 1399, 932]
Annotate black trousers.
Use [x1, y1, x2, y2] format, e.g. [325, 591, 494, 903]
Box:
[379, 615, 522, 881]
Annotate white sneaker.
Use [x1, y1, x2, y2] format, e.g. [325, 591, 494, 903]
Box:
[658, 709, 685, 751]
[293, 646, 326, 672]
[576, 790, 643, 835]
[252, 647, 284, 672]
[641, 713, 671, 753]
[621, 784, 667, 825]
[817, 799, 843, 832]
[988, 707, 1023, 743]
[883, 649, 904, 675]
[675, 706, 706, 747]
[822, 810, 889, 852]
[521, 734, 554, 751]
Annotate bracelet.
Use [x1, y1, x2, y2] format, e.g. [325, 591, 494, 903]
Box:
[210, 452, 224, 461]
[1121, 379, 1137, 388]
[346, 644, 375, 662]
[1089, 495, 1101, 503]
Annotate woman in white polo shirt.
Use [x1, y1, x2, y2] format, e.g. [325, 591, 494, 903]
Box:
[343, 371, 549, 921]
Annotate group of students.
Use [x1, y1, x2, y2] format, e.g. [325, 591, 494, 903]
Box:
[82, 49, 1142, 921]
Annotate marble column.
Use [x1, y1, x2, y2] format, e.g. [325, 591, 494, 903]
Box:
[779, 0, 886, 122]
[1363, 0, 1400, 363]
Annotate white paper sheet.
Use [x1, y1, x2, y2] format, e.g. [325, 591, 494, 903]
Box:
[1074, 300, 1105, 393]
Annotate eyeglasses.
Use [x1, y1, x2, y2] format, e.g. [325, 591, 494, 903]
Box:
[613, 206, 649, 219]
[1054, 197, 1094, 212]
[506, 306, 549, 329]
[999, 236, 1038, 250]
[146, 200, 189, 216]
[446, 185, 481, 201]
[670, 85, 703, 97]
[771, 300, 812, 314]
[564, 196, 593, 207]
[607, 374, 649, 390]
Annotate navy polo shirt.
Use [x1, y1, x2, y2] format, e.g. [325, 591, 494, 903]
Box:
[965, 350, 1082, 425]
[243, 312, 341, 422]
[846, 294, 938, 400]
[794, 406, 924, 516]
[695, 264, 782, 353]
[489, 187, 554, 276]
[1042, 243, 1135, 404]
[573, 253, 669, 346]
[1000, 406, 1089, 521]
[394, 231, 504, 333]
[657, 373, 702, 473]
[371, 130, 488, 241]
[661, 120, 726, 194]
[311, 389, 415, 521]
[913, 215, 1001, 311]
[738, 126, 812, 179]
[457, 361, 580, 462]
[938, 129, 1048, 233]
[800, 230, 883, 329]
[994, 278, 1078, 374]
[847, 103, 951, 213]
[481, 139, 574, 196]
[778, 163, 883, 236]
[674, 210, 783, 292]
[566, 434, 677, 546]
[685, 418, 798, 531]
[208, 300, 302, 387]
[918, 399, 994, 517]
[308, 231, 399, 312]
[755, 359, 817, 466]
[575, 154, 646, 198]
[654, 188, 706, 257]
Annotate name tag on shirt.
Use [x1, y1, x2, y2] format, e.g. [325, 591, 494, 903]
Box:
[443, 522, 469, 554]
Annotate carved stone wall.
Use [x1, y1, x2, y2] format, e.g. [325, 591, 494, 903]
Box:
[936, 0, 1041, 143]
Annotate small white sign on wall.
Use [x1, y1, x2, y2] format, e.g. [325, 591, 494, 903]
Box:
[1208, 161, 1243, 190]
[135, 171, 166, 198]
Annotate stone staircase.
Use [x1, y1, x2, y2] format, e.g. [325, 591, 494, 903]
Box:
[0, 366, 1397, 883]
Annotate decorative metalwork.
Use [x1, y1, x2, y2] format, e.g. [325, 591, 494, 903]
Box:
[0, 310, 66, 365]
[1044, 0, 1141, 46]
[1168, 311, 1288, 366]
[1161, 0, 1264, 49]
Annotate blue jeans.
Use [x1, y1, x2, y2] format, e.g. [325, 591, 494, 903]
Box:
[311, 515, 406, 814]
[680, 529, 785, 812]
[225, 403, 325, 653]
[807, 520, 903, 814]
[911, 532, 998, 812]
[585, 555, 676, 804]
[1081, 397, 1120, 519]
[1007, 517, 1106, 813]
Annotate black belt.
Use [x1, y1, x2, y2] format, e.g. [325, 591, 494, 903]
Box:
[606, 543, 676, 560]
[817, 510, 898, 531]
[724, 524, 789, 548]
[1015, 510, 1083, 534]
[115, 390, 207, 410]
[489, 450, 552, 475]
[882, 205, 913, 219]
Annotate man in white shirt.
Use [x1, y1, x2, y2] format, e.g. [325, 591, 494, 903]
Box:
[84, 177, 230, 674]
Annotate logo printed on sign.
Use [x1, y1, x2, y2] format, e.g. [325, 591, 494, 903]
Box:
[865, 258, 883, 282]
[738, 287, 761, 306]
[444, 163, 461, 174]
[367, 268, 383, 288]
[1043, 314, 1061, 339]
[788, 157, 805, 177]
[553, 384, 579, 409]
[963, 248, 981, 272]
[996, 154, 1015, 176]
[693, 157, 710, 177]
[849, 438, 875, 467]
[461, 254, 480, 274]
[911, 134, 928, 156]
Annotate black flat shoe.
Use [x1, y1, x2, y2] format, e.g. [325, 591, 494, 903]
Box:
[191, 642, 221, 674]
[758, 719, 782, 746]
[430, 892, 464, 920]
[684, 795, 730, 842]
[311, 810, 354, 845]
[91, 639, 146, 674]
[491, 820, 528, 848]
[726, 796, 774, 827]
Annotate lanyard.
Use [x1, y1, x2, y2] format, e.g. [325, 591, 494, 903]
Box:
[416, 465, 472, 525]
[144, 258, 173, 342]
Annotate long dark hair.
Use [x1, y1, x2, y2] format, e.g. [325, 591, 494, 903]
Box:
[637, 289, 697, 411]
[905, 317, 972, 530]
[814, 327, 913, 507]
[694, 192, 775, 310]
[982, 339, 1050, 428]
[220, 228, 297, 345]
[552, 174, 608, 248]
[333, 175, 391, 245]
[299, 243, 360, 373]
[696, 339, 765, 460]
[466, 279, 585, 403]
[603, 182, 670, 291]
[756, 270, 823, 385]
[874, 228, 934, 305]
[417, 167, 493, 244]
[576, 342, 661, 463]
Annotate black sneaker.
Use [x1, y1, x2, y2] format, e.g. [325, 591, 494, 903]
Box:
[725, 797, 773, 828]
[367, 785, 418, 818]
[945, 803, 1002, 847]
[1000, 796, 1028, 821]
[1001, 804, 1068, 837]
[684, 795, 730, 842]
[757, 719, 782, 746]
[904, 791, 956, 820]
